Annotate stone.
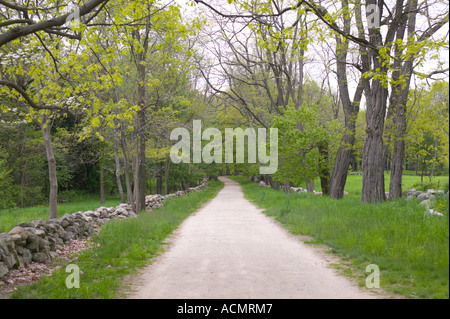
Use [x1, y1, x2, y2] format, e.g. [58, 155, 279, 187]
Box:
[426, 209, 444, 217]
[26, 233, 40, 252]
[22, 248, 33, 264]
[420, 199, 430, 207]
[32, 252, 48, 263]
[417, 193, 429, 201]
[0, 262, 9, 278]
[8, 226, 29, 241]
[2, 252, 16, 269]
[59, 219, 70, 228]
[34, 229, 46, 238]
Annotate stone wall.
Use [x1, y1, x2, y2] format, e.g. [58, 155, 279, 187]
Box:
[405, 188, 447, 216]
[0, 178, 208, 279]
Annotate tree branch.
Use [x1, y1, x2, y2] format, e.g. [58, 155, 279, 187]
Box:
[0, 0, 109, 47]
[0, 79, 76, 116]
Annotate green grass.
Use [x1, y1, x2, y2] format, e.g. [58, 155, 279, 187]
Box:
[0, 196, 122, 233]
[232, 176, 449, 299]
[298, 173, 449, 195]
[6, 180, 224, 299]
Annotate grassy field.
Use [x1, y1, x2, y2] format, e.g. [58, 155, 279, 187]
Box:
[299, 173, 449, 195]
[6, 180, 224, 299]
[232, 176, 449, 299]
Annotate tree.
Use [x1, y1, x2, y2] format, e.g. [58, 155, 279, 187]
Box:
[0, 0, 109, 47]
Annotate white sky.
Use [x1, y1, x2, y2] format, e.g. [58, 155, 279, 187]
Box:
[170, 0, 449, 108]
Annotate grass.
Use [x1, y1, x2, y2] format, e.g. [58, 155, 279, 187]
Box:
[6, 180, 224, 299]
[231, 176, 449, 299]
[0, 195, 122, 233]
[297, 173, 449, 195]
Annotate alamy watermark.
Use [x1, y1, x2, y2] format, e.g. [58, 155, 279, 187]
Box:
[366, 264, 380, 288]
[65, 5, 80, 29]
[170, 120, 278, 174]
[366, 4, 380, 28]
[65, 264, 80, 289]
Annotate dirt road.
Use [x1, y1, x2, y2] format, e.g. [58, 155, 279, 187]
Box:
[125, 176, 380, 299]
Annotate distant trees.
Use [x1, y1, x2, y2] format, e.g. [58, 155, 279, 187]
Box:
[404, 81, 449, 182]
[0, 0, 448, 217]
[194, 0, 449, 202]
[0, 0, 211, 218]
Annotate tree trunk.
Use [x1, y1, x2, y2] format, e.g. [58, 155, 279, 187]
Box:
[329, 81, 362, 199]
[361, 81, 388, 203]
[120, 123, 134, 209]
[40, 119, 58, 219]
[318, 140, 330, 196]
[100, 162, 105, 204]
[156, 162, 163, 195]
[329, 1, 363, 199]
[131, 26, 149, 214]
[135, 108, 146, 213]
[113, 126, 125, 203]
[283, 179, 291, 194]
[306, 180, 314, 193]
[388, 0, 417, 200]
[164, 156, 170, 195]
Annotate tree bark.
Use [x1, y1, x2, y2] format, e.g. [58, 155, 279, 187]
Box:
[120, 122, 134, 210]
[40, 118, 58, 219]
[164, 156, 170, 195]
[306, 179, 314, 193]
[318, 140, 330, 196]
[113, 125, 125, 203]
[388, 0, 417, 200]
[100, 161, 105, 204]
[361, 80, 388, 203]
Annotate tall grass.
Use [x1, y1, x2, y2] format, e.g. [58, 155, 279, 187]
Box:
[8, 180, 224, 299]
[232, 176, 449, 299]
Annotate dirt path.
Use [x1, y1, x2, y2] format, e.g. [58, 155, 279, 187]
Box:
[125, 176, 381, 299]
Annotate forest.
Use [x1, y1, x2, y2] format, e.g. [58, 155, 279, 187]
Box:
[0, 0, 448, 220]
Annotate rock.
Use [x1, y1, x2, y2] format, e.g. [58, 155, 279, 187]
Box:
[0, 262, 9, 278]
[1, 252, 17, 269]
[8, 226, 29, 241]
[34, 229, 46, 239]
[417, 193, 429, 201]
[59, 219, 70, 228]
[420, 199, 430, 207]
[115, 207, 127, 215]
[128, 211, 137, 218]
[426, 209, 444, 217]
[32, 252, 48, 263]
[22, 248, 33, 264]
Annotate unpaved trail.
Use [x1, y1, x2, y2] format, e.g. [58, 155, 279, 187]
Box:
[125, 176, 381, 299]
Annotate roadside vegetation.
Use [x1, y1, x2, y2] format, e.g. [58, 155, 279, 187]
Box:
[232, 176, 449, 299]
[7, 180, 223, 299]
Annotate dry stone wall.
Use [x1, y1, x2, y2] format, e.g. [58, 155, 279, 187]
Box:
[0, 178, 208, 279]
